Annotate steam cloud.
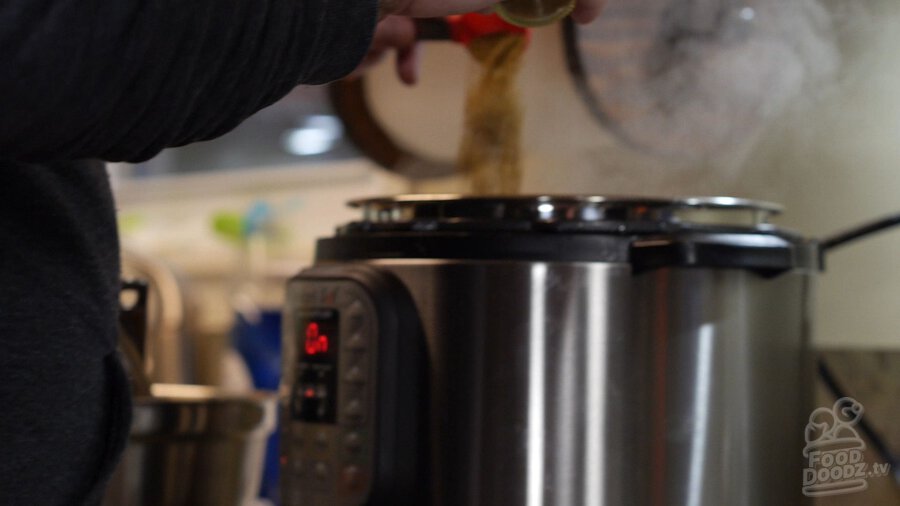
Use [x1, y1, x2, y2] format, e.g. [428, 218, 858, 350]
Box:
[581, 0, 845, 164]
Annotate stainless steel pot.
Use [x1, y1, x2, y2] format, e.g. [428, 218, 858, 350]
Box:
[110, 282, 277, 506]
[103, 384, 277, 506]
[279, 195, 899, 506]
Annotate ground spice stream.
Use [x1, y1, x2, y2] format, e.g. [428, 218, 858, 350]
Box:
[457, 33, 528, 195]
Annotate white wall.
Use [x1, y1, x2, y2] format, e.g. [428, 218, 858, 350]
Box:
[741, 2, 900, 349]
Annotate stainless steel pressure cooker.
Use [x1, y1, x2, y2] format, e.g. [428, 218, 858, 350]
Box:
[279, 195, 898, 506]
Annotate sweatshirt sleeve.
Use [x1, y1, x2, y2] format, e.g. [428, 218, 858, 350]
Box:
[0, 0, 378, 162]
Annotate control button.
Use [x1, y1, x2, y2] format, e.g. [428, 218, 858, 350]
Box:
[315, 431, 329, 449]
[345, 365, 365, 383]
[340, 465, 367, 492]
[284, 487, 302, 505]
[290, 458, 307, 477]
[346, 332, 367, 350]
[314, 462, 330, 481]
[347, 302, 365, 331]
[291, 388, 306, 418]
[344, 432, 363, 453]
[345, 399, 365, 422]
[349, 315, 365, 331]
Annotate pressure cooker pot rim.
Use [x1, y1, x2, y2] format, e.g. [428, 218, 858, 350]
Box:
[350, 194, 782, 210]
[325, 195, 900, 277]
[348, 194, 784, 235]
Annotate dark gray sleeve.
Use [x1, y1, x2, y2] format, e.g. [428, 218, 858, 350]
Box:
[0, 0, 377, 162]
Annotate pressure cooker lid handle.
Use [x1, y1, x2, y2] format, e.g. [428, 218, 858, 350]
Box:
[820, 212, 900, 254]
[628, 232, 811, 277]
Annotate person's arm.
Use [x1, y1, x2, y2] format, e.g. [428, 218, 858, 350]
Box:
[0, 0, 379, 163]
[0, 0, 603, 164]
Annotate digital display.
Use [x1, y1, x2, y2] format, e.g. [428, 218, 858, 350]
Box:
[304, 321, 331, 356]
[292, 308, 340, 423]
[298, 309, 339, 362]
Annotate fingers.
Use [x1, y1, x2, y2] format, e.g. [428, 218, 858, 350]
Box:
[396, 43, 420, 85]
[371, 16, 420, 85]
[381, 0, 603, 22]
[373, 15, 418, 51]
[347, 16, 420, 84]
[395, 0, 501, 18]
[357, 0, 606, 86]
[571, 0, 606, 24]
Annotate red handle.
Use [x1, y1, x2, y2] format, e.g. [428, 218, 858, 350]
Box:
[448, 13, 531, 46]
[416, 13, 531, 47]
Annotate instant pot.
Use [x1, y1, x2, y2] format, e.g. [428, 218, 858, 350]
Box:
[279, 195, 898, 506]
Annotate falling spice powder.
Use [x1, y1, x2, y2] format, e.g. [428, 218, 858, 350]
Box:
[457, 33, 528, 195]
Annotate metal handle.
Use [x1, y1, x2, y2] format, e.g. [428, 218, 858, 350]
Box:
[119, 279, 152, 397]
[816, 213, 900, 481]
[820, 212, 900, 253]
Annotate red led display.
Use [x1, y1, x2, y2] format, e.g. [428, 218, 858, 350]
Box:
[304, 322, 330, 355]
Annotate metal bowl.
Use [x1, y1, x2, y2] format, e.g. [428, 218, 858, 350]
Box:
[103, 384, 277, 506]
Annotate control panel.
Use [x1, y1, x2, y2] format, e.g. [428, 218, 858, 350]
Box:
[280, 266, 424, 506]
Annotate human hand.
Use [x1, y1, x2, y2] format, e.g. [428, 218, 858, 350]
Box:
[357, 0, 607, 85]
[379, 0, 606, 22]
[379, 0, 499, 19]
[350, 15, 421, 85]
